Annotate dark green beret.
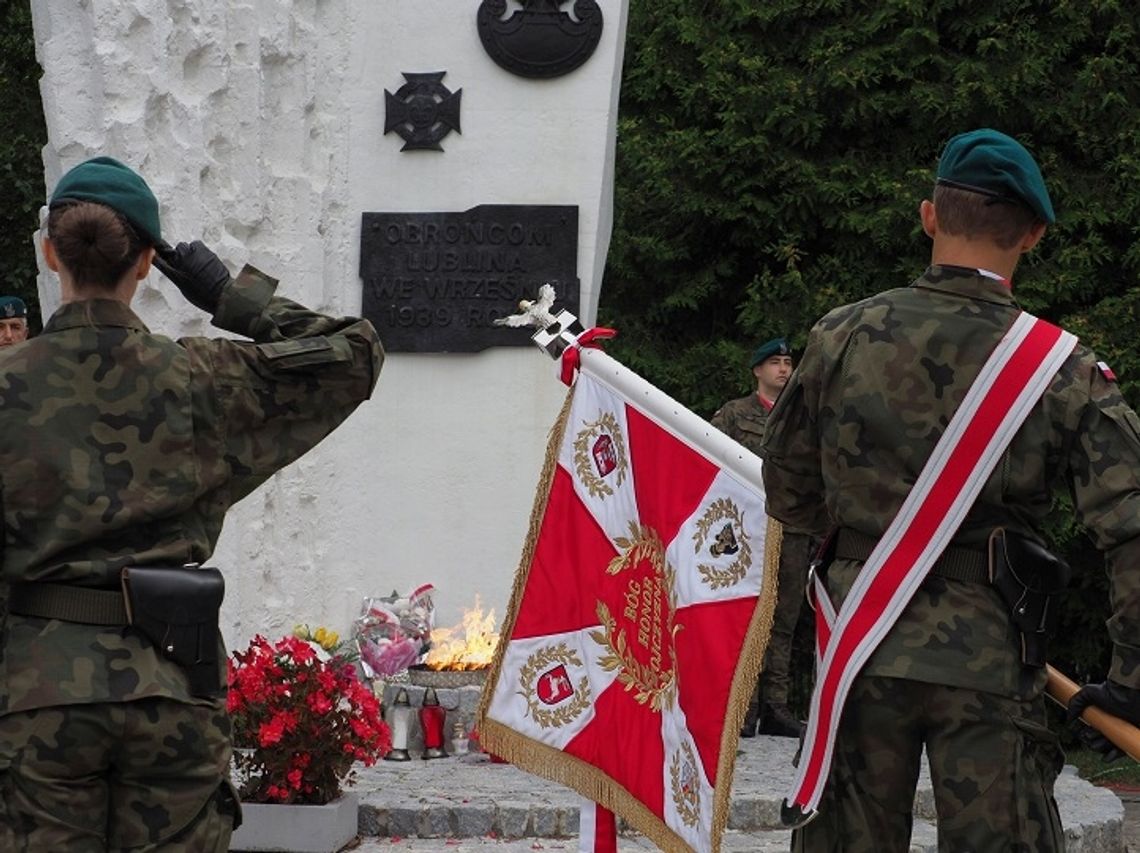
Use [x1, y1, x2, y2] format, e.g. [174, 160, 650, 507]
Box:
[750, 337, 791, 368]
[936, 128, 1055, 224]
[49, 156, 162, 245]
[0, 296, 26, 319]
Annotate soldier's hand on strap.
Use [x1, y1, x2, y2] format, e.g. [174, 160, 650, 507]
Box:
[1066, 679, 1140, 762]
[153, 240, 231, 314]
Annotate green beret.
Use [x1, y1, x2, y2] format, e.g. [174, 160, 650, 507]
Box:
[0, 296, 26, 319]
[49, 156, 162, 245]
[936, 128, 1054, 224]
[750, 337, 791, 368]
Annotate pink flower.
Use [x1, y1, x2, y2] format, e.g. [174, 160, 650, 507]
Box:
[361, 636, 420, 677]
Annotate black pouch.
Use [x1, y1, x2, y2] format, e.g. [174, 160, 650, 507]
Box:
[121, 565, 225, 697]
[987, 528, 1071, 668]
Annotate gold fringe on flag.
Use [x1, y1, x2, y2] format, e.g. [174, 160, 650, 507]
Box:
[709, 514, 782, 850]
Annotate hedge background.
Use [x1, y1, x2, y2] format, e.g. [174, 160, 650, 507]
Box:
[601, 0, 1140, 720]
[4, 0, 1138, 731]
[0, 2, 45, 331]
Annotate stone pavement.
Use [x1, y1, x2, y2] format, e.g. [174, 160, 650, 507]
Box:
[338, 734, 1126, 852]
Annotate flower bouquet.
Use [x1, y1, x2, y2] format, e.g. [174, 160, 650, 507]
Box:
[227, 629, 391, 804]
[353, 584, 436, 679]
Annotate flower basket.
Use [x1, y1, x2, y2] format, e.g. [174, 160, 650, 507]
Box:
[228, 631, 391, 806]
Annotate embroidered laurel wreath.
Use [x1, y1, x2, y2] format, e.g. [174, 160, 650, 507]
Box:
[692, 497, 751, 589]
[590, 522, 679, 712]
[516, 642, 592, 729]
[669, 741, 702, 827]
[572, 411, 628, 499]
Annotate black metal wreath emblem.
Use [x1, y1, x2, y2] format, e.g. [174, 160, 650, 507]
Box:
[477, 0, 603, 79]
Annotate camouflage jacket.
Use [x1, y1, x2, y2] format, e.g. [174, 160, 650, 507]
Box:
[711, 393, 771, 456]
[0, 266, 383, 714]
[761, 265, 1140, 699]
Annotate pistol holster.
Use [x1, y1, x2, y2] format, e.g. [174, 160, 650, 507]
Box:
[987, 528, 1071, 668]
[121, 565, 225, 697]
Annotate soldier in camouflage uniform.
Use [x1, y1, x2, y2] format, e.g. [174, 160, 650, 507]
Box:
[0, 157, 382, 851]
[713, 338, 811, 738]
[761, 129, 1140, 851]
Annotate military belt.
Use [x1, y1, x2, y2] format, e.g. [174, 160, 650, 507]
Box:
[835, 528, 990, 584]
[8, 581, 129, 625]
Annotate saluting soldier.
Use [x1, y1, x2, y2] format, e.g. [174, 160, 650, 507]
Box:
[762, 129, 1140, 852]
[713, 337, 812, 738]
[0, 157, 383, 851]
[0, 296, 29, 347]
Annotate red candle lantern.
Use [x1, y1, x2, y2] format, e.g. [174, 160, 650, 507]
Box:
[419, 686, 448, 759]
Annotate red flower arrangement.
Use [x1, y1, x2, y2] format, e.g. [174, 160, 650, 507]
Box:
[227, 633, 392, 804]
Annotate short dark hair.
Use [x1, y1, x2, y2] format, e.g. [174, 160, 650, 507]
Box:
[933, 184, 1042, 250]
[47, 202, 147, 290]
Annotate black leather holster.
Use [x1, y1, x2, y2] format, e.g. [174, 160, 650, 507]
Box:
[121, 565, 226, 697]
[987, 528, 1071, 668]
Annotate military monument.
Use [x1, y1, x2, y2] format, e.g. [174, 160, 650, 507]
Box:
[30, 0, 629, 641]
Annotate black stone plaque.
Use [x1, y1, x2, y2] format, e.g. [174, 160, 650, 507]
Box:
[360, 205, 579, 352]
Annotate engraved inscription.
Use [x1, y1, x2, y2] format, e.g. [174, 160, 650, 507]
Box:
[359, 205, 580, 352]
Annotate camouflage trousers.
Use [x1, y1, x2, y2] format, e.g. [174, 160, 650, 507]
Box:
[792, 675, 1064, 853]
[747, 530, 814, 717]
[0, 697, 239, 852]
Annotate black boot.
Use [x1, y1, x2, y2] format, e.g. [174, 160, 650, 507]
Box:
[758, 702, 804, 738]
[740, 704, 759, 738]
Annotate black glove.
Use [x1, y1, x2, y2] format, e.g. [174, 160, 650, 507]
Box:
[1065, 679, 1140, 762]
[153, 240, 231, 314]
[1074, 722, 1125, 763]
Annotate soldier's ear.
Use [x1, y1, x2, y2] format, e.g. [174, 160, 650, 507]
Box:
[134, 247, 156, 282]
[42, 236, 60, 273]
[1019, 222, 1047, 254]
[920, 200, 937, 239]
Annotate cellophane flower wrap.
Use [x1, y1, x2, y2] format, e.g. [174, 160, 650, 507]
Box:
[227, 631, 392, 804]
[354, 584, 436, 679]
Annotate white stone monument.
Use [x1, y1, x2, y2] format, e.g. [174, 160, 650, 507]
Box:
[30, 0, 629, 646]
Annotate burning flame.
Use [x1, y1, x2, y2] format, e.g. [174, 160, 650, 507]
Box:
[424, 596, 499, 670]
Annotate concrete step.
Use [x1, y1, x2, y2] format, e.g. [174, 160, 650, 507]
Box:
[348, 735, 1125, 851]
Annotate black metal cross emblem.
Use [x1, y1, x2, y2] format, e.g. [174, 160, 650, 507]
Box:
[383, 72, 462, 152]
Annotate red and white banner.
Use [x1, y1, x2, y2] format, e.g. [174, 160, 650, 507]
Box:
[788, 312, 1077, 817]
[477, 346, 779, 853]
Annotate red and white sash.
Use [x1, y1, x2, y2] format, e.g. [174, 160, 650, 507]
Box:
[787, 311, 1077, 817]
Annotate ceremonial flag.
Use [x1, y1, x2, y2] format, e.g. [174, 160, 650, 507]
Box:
[477, 344, 779, 853]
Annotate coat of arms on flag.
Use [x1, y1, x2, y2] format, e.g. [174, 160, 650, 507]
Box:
[476, 336, 780, 853]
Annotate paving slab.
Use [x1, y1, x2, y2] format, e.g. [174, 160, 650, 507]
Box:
[344, 735, 1124, 851]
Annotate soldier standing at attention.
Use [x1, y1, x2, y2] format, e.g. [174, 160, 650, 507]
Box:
[0, 157, 382, 851]
[712, 337, 811, 738]
[761, 129, 1140, 851]
[0, 296, 29, 347]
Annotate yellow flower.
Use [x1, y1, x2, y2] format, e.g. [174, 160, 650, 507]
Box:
[313, 627, 339, 651]
[293, 624, 310, 640]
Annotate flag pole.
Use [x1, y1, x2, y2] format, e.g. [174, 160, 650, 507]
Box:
[1045, 665, 1140, 762]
